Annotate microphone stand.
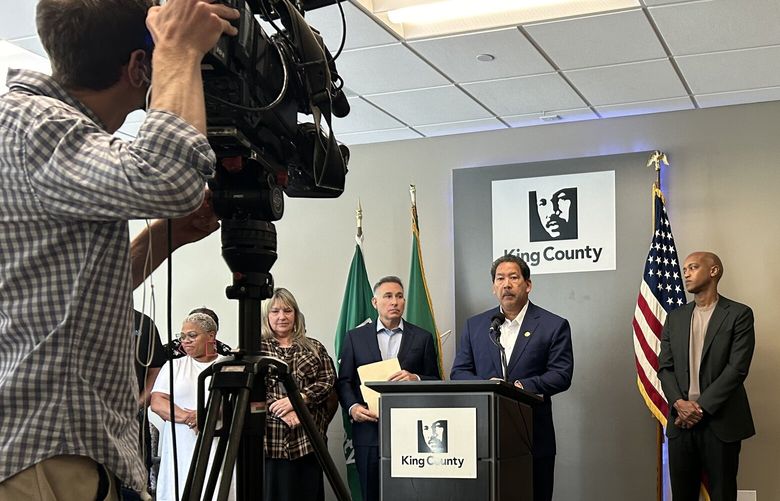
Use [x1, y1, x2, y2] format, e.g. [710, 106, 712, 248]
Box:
[490, 323, 509, 382]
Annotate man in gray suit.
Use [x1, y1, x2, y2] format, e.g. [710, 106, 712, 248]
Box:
[658, 251, 755, 501]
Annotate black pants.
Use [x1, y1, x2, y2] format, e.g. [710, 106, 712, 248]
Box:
[533, 456, 555, 501]
[668, 425, 741, 501]
[264, 453, 324, 501]
[354, 445, 380, 501]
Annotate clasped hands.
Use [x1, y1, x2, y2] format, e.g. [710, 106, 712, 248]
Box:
[269, 397, 300, 428]
[673, 399, 704, 429]
[181, 409, 198, 433]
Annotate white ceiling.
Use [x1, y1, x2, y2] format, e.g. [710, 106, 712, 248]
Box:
[2, 0, 779, 145]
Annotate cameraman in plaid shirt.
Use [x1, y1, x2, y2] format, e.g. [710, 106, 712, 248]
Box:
[0, 1, 242, 499]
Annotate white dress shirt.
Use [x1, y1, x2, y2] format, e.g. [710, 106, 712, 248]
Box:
[500, 302, 530, 378]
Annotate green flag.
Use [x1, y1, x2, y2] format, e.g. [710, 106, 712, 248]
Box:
[406, 189, 444, 378]
[334, 241, 376, 501]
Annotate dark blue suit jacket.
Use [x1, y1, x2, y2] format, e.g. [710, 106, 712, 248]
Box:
[450, 303, 574, 457]
[336, 320, 442, 447]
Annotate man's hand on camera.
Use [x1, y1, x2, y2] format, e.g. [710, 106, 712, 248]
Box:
[171, 189, 219, 248]
[147, 0, 240, 57]
[145, 1, 240, 133]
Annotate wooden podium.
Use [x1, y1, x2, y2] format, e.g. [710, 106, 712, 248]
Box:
[366, 380, 542, 501]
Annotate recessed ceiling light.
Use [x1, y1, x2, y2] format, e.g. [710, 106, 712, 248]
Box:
[359, 0, 639, 39]
[476, 54, 495, 62]
[540, 113, 563, 122]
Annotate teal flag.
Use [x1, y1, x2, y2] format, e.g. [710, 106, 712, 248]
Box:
[334, 242, 376, 501]
[406, 198, 444, 378]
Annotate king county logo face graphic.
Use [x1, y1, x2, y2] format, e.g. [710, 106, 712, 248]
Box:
[529, 187, 578, 242]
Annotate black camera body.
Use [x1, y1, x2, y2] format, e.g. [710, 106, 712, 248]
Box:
[204, 0, 350, 225]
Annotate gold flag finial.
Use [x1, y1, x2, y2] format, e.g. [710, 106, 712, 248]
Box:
[646, 151, 668, 171]
[409, 184, 417, 207]
[647, 151, 668, 190]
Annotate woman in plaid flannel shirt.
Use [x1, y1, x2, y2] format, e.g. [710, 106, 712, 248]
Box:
[261, 288, 337, 501]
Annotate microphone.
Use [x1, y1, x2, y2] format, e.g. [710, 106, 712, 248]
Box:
[489, 312, 508, 381]
[489, 312, 505, 341]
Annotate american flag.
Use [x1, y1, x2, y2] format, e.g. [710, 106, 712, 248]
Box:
[633, 187, 686, 425]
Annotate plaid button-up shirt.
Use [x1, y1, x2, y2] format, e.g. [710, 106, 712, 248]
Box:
[262, 337, 336, 460]
[0, 69, 215, 491]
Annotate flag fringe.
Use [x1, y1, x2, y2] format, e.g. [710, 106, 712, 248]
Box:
[636, 376, 668, 427]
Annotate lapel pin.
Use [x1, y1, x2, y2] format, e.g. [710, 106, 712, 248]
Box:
[524, 331, 531, 338]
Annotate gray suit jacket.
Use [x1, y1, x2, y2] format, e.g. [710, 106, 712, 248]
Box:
[658, 296, 755, 442]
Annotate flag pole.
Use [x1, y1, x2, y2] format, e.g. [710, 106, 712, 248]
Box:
[409, 184, 418, 226]
[336, 200, 376, 501]
[647, 150, 668, 501]
[407, 184, 445, 378]
[356, 199, 364, 243]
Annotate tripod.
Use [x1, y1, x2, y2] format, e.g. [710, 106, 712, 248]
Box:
[181, 220, 351, 501]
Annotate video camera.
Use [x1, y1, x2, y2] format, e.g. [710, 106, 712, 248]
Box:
[197, 0, 350, 292]
[203, 0, 350, 223]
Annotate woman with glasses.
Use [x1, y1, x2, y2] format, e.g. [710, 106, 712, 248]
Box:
[262, 288, 337, 501]
[150, 311, 235, 501]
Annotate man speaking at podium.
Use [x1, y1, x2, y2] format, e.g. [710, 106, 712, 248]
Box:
[451, 255, 573, 501]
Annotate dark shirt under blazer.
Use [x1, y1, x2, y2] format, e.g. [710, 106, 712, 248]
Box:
[658, 296, 755, 442]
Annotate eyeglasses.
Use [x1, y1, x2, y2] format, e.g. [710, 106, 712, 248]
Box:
[177, 331, 202, 341]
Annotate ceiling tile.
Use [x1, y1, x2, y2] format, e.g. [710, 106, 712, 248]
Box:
[330, 97, 405, 133]
[595, 96, 693, 118]
[525, 9, 665, 70]
[365, 86, 492, 126]
[415, 118, 507, 138]
[408, 28, 552, 83]
[304, 2, 398, 51]
[113, 131, 135, 141]
[696, 86, 780, 109]
[502, 108, 598, 127]
[642, 0, 698, 5]
[462, 73, 586, 116]
[9, 36, 46, 58]
[116, 110, 147, 138]
[0, 41, 51, 94]
[677, 45, 780, 94]
[0, 1, 37, 40]
[565, 58, 687, 106]
[338, 127, 422, 145]
[650, 0, 780, 56]
[336, 44, 449, 95]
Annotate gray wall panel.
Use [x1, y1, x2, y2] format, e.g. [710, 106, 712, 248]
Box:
[453, 152, 654, 501]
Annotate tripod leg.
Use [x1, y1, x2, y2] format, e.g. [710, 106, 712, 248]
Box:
[183, 388, 223, 500]
[203, 393, 234, 500]
[280, 373, 352, 501]
[215, 386, 251, 501]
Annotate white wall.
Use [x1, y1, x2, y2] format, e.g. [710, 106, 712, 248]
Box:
[133, 99, 780, 500]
